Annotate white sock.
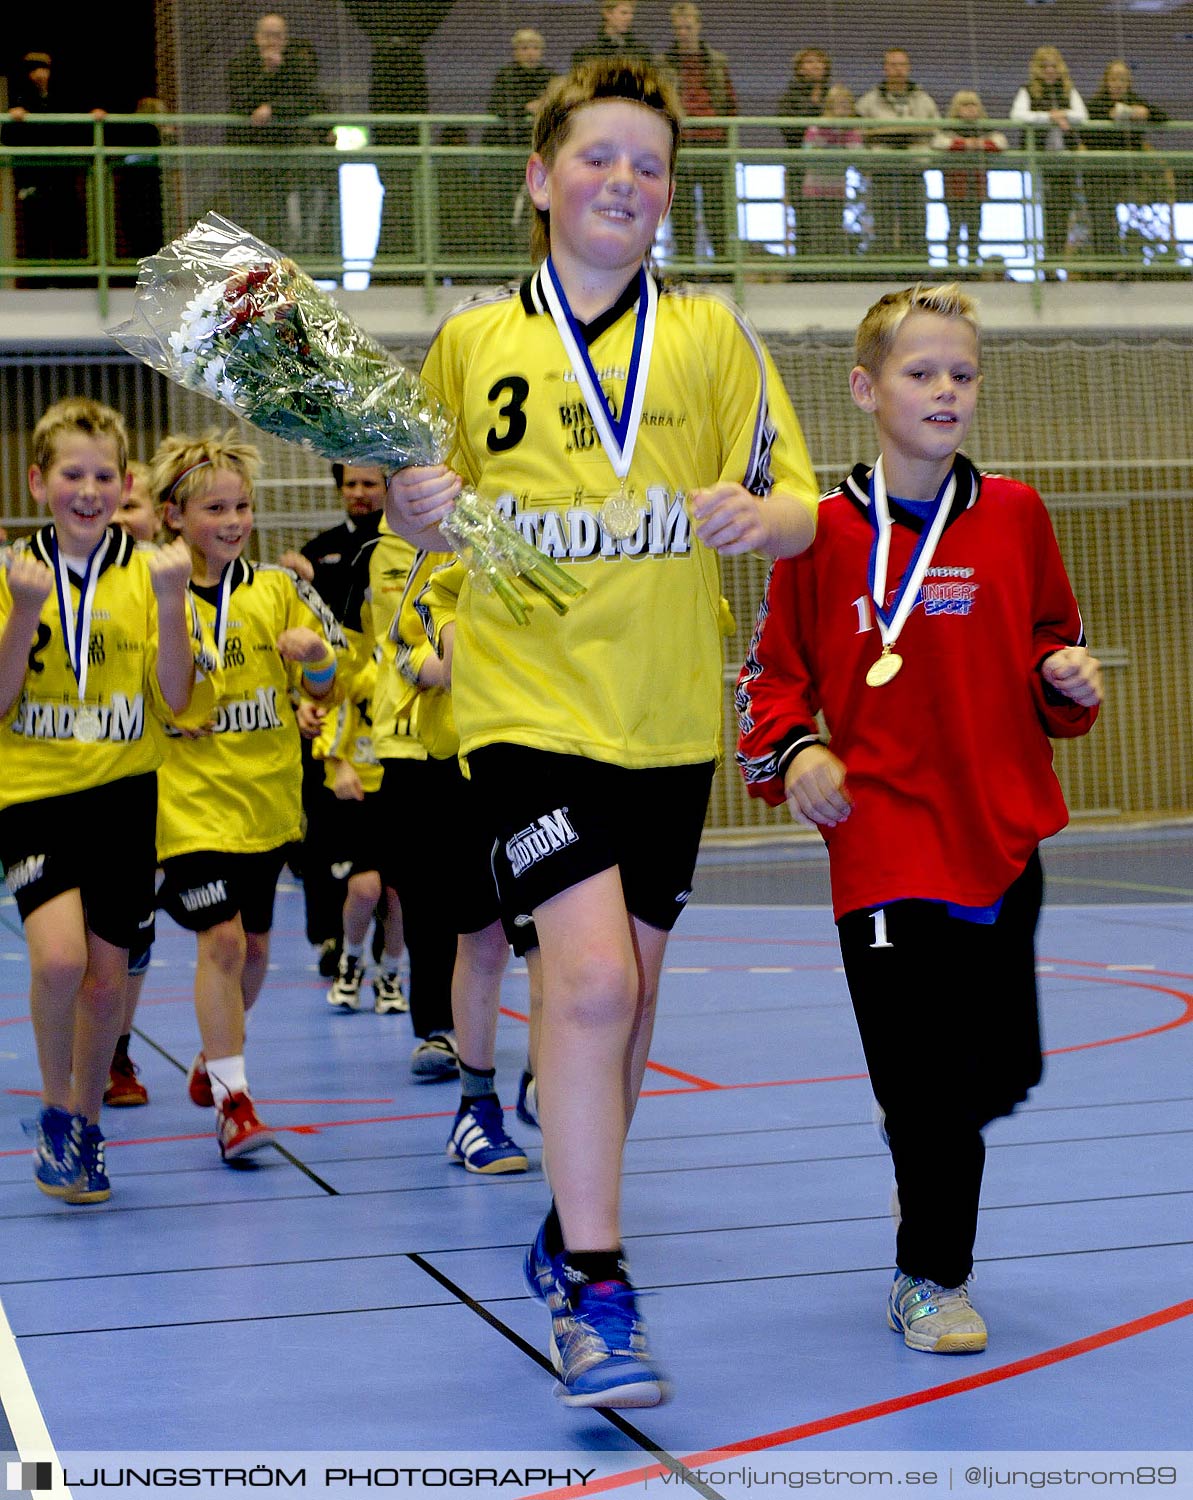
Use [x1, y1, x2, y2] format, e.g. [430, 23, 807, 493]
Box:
[382, 949, 403, 973]
[206, 1054, 248, 1108]
[343, 939, 364, 960]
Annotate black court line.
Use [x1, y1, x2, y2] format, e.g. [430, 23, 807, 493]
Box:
[16, 1234, 1193, 1343]
[3, 1122, 1188, 1224]
[126, 1025, 726, 1499]
[408, 1251, 727, 1500]
[6, 1183, 1193, 1290]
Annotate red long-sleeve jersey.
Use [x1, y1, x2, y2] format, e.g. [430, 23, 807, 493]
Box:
[736, 457, 1098, 919]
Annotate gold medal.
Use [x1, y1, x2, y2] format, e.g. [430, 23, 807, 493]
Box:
[600, 487, 642, 540]
[865, 650, 903, 688]
[73, 705, 105, 742]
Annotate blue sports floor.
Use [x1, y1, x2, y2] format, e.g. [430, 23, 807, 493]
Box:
[1, 836, 1191, 1500]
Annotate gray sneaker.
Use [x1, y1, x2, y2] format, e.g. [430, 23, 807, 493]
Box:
[410, 1031, 458, 1082]
[327, 953, 365, 1011]
[887, 1272, 988, 1354]
[372, 968, 408, 1014]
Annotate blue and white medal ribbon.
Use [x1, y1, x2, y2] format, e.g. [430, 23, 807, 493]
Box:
[210, 562, 235, 661]
[540, 258, 657, 539]
[51, 529, 111, 739]
[865, 457, 955, 687]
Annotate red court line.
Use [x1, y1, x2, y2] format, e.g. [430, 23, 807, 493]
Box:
[1041, 974, 1193, 1054]
[499, 1004, 720, 1089]
[522, 1298, 1193, 1500]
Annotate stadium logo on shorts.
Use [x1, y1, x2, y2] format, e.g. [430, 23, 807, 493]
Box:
[179, 880, 228, 913]
[4, 854, 45, 894]
[506, 808, 578, 879]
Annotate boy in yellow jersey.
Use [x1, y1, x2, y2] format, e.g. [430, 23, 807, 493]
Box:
[340, 519, 461, 1079]
[306, 650, 407, 1013]
[0, 398, 206, 1203]
[104, 459, 161, 1109]
[387, 59, 819, 1407]
[152, 431, 346, 1163]
[391, 551, 529, 1174]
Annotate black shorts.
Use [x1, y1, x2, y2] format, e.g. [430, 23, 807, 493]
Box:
[468, 745, 714, 950]
[323, 786, 387, 879]
[158, 847, 289, 935]
[0, 773, 157, 951]
[376, 756, 500, 937]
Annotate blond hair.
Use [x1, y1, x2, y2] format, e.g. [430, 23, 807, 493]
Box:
[1027, 46, 1074, 102]
[855, 283, 980, 372]
[529, 58, 681, 263]
[948, 89, 986, 118]
[150, 429, 261, 523]
[32, 397, 129, 475]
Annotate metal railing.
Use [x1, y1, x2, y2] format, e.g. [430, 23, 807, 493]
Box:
[1, 113, 1190, 315]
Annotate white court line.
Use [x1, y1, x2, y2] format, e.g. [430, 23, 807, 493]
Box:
[0, 1294, 71, 1496]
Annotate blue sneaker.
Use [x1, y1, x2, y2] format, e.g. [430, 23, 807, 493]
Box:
[33, 1106, 81, 1197]
[446, 1097, 528, 1174]
[551, 1279, 668, 1408]
[524, 1215, 565, 1306]
[65, 1123, 111, 1204]
[515, 1069, 539, 1129]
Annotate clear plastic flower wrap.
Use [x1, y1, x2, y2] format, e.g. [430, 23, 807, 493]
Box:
[108, 212, 583, 624]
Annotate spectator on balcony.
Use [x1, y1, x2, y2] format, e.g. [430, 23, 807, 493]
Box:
[856, 47, 939, 259]
[933, 91, 1007, 271]
[3, 49, 103, 280]
[369, 33, 429, 278]
[777, 48, 832, 150]
[1084, 60, 1170, 265]
[482, 28, 554, 253]
[1010, 46, 1087, 273]
[571, 2, 650, 70]
[226, 13, 327, 255]
[110, 96, 172, 264]
[657, 2, 738, 267]
[800, 84, 863, 261]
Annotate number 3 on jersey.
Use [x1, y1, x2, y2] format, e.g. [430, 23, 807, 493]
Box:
[486, 376, 529, 453]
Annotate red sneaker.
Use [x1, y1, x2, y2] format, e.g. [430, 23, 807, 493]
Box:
[187, 1052, 213, 1108]
[216, 1092, 276, 1162]
[104, 1050, 149, 1107]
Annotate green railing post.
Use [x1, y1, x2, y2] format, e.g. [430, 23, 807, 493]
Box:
[418, 117, 435, 310]
[92, 114, 110, 319]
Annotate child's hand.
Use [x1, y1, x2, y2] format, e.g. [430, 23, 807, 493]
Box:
[333, 759, 365, 802]
[690, 483, 769, 555]
[1042, 646, 1103, 707]
[277, 627, 330, 665]
[386, 464, 462, 538]
[783, 743, 853, 828]
[5, 555, 53, 613]
[294, 700, 325, 738]
[278, 549, 315, 582]
[147, 537, 193, 602]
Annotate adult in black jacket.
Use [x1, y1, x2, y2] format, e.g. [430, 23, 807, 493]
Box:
[2, 51, 96, 278]
[1084, 60, 1170, 264]
[571, 2, 651, 69]
[226, 13, 326, 254]
[369, 34, 429, 275]
[482, 29, 554, 253]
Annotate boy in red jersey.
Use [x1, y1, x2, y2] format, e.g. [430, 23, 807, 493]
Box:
[737, 283, 1102, 1355]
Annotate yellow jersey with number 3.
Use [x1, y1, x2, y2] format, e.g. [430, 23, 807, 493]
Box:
[421, 270, 818, 768]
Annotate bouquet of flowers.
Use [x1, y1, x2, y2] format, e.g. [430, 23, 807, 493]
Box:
[109, 212, 582, 624]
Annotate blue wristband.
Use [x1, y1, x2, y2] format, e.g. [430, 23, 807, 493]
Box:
[302, 656, 337, 685]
